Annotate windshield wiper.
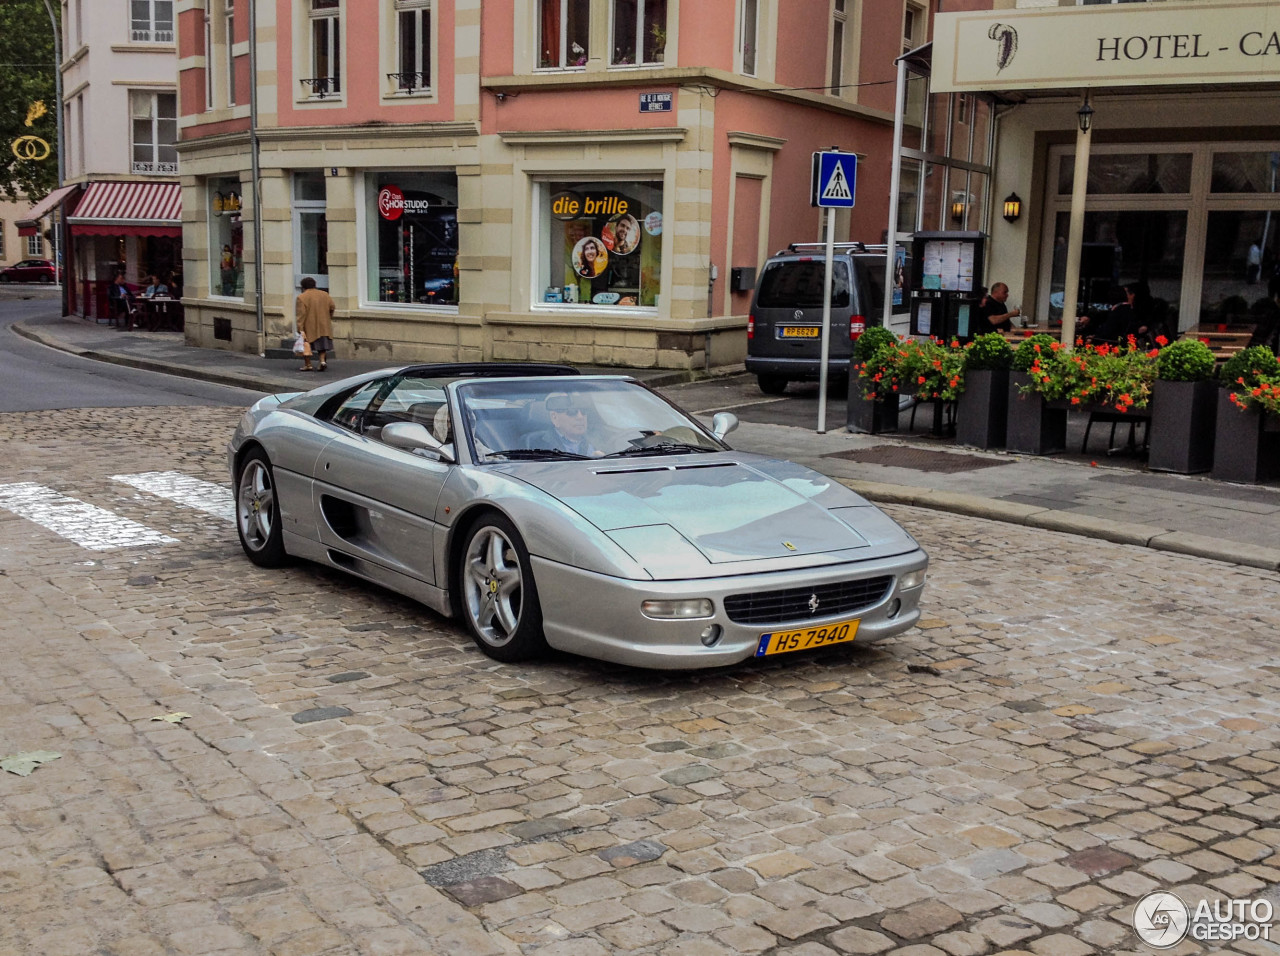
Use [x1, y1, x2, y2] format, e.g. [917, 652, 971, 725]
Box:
[485, 448, 591, 461]
[603, 442, 717, 458]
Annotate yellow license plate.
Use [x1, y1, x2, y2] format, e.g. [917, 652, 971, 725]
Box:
[755, 618, 860, 657]
[780, 326, 820, 338]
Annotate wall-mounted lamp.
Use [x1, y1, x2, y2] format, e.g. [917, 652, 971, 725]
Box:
[1002, 192, 1022, 223]
[950, 200, 966, 224]
[1076, 94, 1094, 134]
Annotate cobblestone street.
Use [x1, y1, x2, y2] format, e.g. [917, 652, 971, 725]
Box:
[1, 406, 1278, 955]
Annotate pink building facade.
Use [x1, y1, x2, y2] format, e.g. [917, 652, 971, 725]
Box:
[177, 0, 931, 367]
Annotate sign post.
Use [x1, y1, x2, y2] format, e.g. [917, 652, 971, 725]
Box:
[811, 149, 857, 433]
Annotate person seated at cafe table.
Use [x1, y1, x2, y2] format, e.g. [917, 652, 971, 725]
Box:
[143, 275, 169, 298]
[976, 282, 1021, 332]
[1078, 281, 1154, 345]
[1249, 275, 1280, 353]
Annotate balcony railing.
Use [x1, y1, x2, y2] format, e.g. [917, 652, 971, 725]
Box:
[387, 71, 431, 93]
[300, 77, 340, 99]
[131, 28, 175, 43]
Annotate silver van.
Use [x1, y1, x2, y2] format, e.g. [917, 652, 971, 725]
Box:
[744, 243, 908, 395]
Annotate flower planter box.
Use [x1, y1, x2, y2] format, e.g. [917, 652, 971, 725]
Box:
[955, 368, 1009, 449]
[1211, 389, 1280, 483]
[846, 388, 899, 434]
[1005, 371, 1067, 455]
[1148, 379, 1216, 474]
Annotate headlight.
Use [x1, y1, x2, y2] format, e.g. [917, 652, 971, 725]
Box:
[641, 598, 714, 620]
[899, 569, 926, 590]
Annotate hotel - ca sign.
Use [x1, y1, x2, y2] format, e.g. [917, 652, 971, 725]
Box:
[932, 2, 1280, 93]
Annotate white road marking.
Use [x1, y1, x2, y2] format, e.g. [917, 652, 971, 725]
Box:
[0, 482, 179, 551]
[111, 471, 235, 523]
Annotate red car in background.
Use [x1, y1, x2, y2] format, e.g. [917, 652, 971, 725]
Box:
[0, 258, 60, 283]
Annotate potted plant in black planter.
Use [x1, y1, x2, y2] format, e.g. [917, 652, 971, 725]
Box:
[847, 325, 900, 434]
[1212, 346, 1280, 483]
[1006, 333, 1068, 455]
[956, 332, 1012, 449]
[1148, 338, 1217, 473]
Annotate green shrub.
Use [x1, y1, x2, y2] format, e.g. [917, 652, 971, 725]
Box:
[1155, 339, 1216, 382]
[852, 325, 896, 364]
[1011, 333, 1057, 372]
[965, 332, 1013, 372]
[1219, 346, 1280, 390]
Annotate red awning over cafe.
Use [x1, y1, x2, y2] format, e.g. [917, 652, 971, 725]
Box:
[16, 183, 80, 236]
[66, 181, 182, 237]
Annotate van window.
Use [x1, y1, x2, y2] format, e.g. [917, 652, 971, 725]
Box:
[856, 253, 911, 316]
[756, 260, 850, 309]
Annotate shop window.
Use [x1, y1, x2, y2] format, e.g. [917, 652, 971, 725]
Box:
[131, 91, 178, 175]
[1057, 152, 1191, 195]
[611, 0, 666, 66]
[1211, 151, 1280, 194]
[1047, 210, 1187, 325]
[365, 172, 458, 307]
[539, 0, 590, 69]
[1201, 210, 1277, 323]
[393, 0, 433, 92]
[306, 0, 342, 97]
[738, 0, 757, 76]
[131, 0, 173, 42]
[210, 178, 244, 297]
[539, 180, 663, 309]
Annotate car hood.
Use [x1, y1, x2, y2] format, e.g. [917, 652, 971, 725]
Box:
[497, 455, 918, 578]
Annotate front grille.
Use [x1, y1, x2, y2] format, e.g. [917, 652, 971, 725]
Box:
[724, 575, 893, 625]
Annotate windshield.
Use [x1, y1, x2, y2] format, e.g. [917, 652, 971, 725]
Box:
[456, 378, 725, 462]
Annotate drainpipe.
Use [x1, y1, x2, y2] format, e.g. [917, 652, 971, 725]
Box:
[42, 0, 66, 315]
[248, 0, 265, 355]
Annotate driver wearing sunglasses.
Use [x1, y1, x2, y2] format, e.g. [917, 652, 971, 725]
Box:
[526, 392, 599, 456]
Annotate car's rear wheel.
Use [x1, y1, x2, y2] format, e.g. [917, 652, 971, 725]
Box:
[459, 514, 546, 662]
[236, 448, 288, 567]
[757, 374, 789, 396]
[39, 274, 52, 284]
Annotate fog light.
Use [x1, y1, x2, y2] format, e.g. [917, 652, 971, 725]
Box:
[887, 598, 902, 619]
[899, 569, 926, 590]
[700, 624, 723, 647]
[641, 598, 714, 620]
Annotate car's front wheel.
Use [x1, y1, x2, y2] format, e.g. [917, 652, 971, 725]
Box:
[235, 448, 288, 567]
[459, 514, 546, 662]
[0, 274, 10, 284]
[757, 374, 789, 396]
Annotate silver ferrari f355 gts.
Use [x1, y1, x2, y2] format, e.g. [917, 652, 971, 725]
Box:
[229, 363, 927, 669]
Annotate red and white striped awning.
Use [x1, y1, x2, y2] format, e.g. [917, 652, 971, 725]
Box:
[16, 183, 80, 236]
[67, 181, 182, 237]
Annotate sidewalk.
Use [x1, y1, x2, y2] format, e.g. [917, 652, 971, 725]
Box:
[13, 309, 1280, 571]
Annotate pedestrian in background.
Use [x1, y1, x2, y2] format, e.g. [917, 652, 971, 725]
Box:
[295, 277, 335, 372]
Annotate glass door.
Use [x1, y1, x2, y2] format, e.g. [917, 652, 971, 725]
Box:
[293, 172, 329, 291]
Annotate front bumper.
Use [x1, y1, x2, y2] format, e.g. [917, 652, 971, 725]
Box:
[532, 550, 927, 670]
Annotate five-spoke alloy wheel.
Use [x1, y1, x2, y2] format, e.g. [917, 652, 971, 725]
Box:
[459, 514, 545, 662]
[236, 448, 288, 567]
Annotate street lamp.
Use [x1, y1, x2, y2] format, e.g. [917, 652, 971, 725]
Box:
[1076, 94, 1094, 134]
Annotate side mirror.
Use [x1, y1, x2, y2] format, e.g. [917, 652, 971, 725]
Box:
[711, 412, 739, 441]
[381, 422, 455, 463]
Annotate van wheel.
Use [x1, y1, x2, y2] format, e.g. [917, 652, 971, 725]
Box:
[757, 375, 788, 396]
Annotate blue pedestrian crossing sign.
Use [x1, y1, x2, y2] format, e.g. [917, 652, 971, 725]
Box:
[811, 150, 857, 208]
